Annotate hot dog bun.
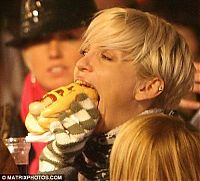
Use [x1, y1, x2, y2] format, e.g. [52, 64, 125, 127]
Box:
[40, 81, 98, 117]
[25, 113, 47, 134]
[25, 81, 99, 135]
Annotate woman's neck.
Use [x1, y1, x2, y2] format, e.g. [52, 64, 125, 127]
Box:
[95, 101, 150, 133]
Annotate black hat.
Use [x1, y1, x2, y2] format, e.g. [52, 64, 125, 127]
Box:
[7, 0, 97, 47]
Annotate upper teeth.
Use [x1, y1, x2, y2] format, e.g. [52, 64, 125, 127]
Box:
[75, 80, 93, 88]
[50, 67, 64, 73]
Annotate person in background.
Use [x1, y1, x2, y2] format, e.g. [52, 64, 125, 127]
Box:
[34, 7, 195, 180]
[0, 1, 27, 139]
[110, 113, 200, 181]
[7, 0, 97, 174]
[128, 0, 200, 121]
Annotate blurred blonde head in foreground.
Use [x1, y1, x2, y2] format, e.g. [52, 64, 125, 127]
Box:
[110, 113, 200, 181]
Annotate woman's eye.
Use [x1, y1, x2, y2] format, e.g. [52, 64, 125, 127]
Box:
[101, 53, 112, 61]
[80, 49, 88, 56]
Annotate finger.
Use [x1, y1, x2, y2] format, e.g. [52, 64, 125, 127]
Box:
[179, 99, 200, 110]
[29, 96, 54, 116]
[29, 101, 45, 116]
[25, 113, 46, 134]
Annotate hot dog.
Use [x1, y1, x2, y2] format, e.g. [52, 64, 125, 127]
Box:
[25, 81, 99, 135]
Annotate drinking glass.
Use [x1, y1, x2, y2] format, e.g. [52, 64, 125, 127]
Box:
[4, 137, 31, 174]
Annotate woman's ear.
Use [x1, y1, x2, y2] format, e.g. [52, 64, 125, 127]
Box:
[134, 78, 164, 101]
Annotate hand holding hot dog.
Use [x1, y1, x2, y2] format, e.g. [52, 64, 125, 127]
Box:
[25, 81, 99, 135]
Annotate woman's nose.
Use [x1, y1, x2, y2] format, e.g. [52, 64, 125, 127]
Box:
[76, 56, 93, 72]
[48, 38, 62, 59]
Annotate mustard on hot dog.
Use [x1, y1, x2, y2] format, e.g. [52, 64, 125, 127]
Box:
[25, 81, 99, 135]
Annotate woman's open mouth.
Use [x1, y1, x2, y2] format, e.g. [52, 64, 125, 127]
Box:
[75, 80, 95, 89]
[75, 80, 100, 104]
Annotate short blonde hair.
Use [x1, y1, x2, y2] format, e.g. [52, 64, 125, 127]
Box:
[110, 113, 200, 181]
[81, 8, 195, 110]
